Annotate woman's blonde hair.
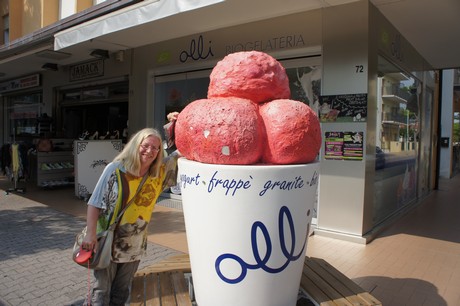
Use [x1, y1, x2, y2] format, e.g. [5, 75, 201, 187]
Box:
[113, 128, 164, 177]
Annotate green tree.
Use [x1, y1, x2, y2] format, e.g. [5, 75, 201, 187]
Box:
[453, 122, 459, 143]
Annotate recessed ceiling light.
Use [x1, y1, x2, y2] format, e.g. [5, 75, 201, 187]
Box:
[41, 63, 58, 71]
[90, 49, 109, 59]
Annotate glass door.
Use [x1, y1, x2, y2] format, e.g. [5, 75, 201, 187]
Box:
[281, 56, 322, 115]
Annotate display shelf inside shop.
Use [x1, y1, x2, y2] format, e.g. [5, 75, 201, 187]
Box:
[35, 150, 74, 188]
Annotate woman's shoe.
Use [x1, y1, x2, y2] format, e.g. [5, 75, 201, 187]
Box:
[99, 131, 110, 140]
[88, 131, 99, 140]
[110, 130, 120, 139]
[79, 131, 89, 140]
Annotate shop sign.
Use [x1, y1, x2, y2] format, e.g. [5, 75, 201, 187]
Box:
[380, 29, 407, 65]
[0, 74, 40, 93]
[179, 35, 214, 63]
[69, 60, 104, 82]
[10, 112, 37, 119]
[225, 34, 306, 55]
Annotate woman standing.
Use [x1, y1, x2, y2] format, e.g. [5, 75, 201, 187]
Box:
[81, 118, 179, 305]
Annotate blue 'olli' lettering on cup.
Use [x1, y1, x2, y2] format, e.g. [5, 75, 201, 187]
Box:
[215, 206, 307, 284]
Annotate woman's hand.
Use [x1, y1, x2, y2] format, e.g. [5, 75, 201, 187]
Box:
[82, 231, 97, 252]
[167, 112, 179, 122]
[83, 205, 101, 252]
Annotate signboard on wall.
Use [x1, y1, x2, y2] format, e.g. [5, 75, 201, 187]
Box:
[153, 9, 322, 66]
[0, 74, 40, 93]
[69, 59, 104, 82]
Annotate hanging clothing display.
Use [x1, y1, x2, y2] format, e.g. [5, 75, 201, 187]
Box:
[11, 144, 20, 178]
[0, 143, 29, 194]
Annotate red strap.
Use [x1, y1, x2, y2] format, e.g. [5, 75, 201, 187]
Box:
[87, 260, 91, 306]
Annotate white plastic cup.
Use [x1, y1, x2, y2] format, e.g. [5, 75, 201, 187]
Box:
[178, 158, 320, 306]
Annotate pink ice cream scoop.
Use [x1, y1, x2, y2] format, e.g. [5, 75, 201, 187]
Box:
[259, 99, 321, 164]
[175, 97, 264, 165]
[208, 51, 290, 104]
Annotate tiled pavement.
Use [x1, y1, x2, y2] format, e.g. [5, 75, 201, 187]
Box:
[0, 179, 181, 306]
[2, 173, 460, 305]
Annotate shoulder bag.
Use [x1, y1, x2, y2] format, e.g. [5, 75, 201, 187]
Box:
[72, 174, 148, 269]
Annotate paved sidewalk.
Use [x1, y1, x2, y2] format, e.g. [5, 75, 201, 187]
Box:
[0, 189, 180, 306]
[4, 174, 460, 305]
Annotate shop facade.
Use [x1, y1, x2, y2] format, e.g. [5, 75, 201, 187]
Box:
[1, 1, 437, 243]
[126, 1, 435, 243]
[0, 48, 132, 194]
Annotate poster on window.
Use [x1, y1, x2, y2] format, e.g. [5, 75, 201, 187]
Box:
[343, 131, 364, 160]
[324, 132, 344, 160]
[319, 93, 367, 122]
[324, 131, 363, 161]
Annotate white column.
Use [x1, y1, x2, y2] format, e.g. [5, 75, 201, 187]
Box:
[440, 69, 454, 178]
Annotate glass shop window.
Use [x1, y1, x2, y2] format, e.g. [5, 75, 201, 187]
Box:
[153, 56, 322, 204]
[374, 56, 420, 225]
[7, 92, 42, 139]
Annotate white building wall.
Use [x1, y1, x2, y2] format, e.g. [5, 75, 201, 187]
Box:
[59, 0, 76, 19]
[316, 1, 369, 243]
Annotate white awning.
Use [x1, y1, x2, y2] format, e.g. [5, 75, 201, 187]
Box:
[54, 0, 225, 50]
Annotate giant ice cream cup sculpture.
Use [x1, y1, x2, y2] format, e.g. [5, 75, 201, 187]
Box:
[176, 51, 321, 306]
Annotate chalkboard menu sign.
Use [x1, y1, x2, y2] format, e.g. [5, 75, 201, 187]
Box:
[319, 93, 367, 122]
